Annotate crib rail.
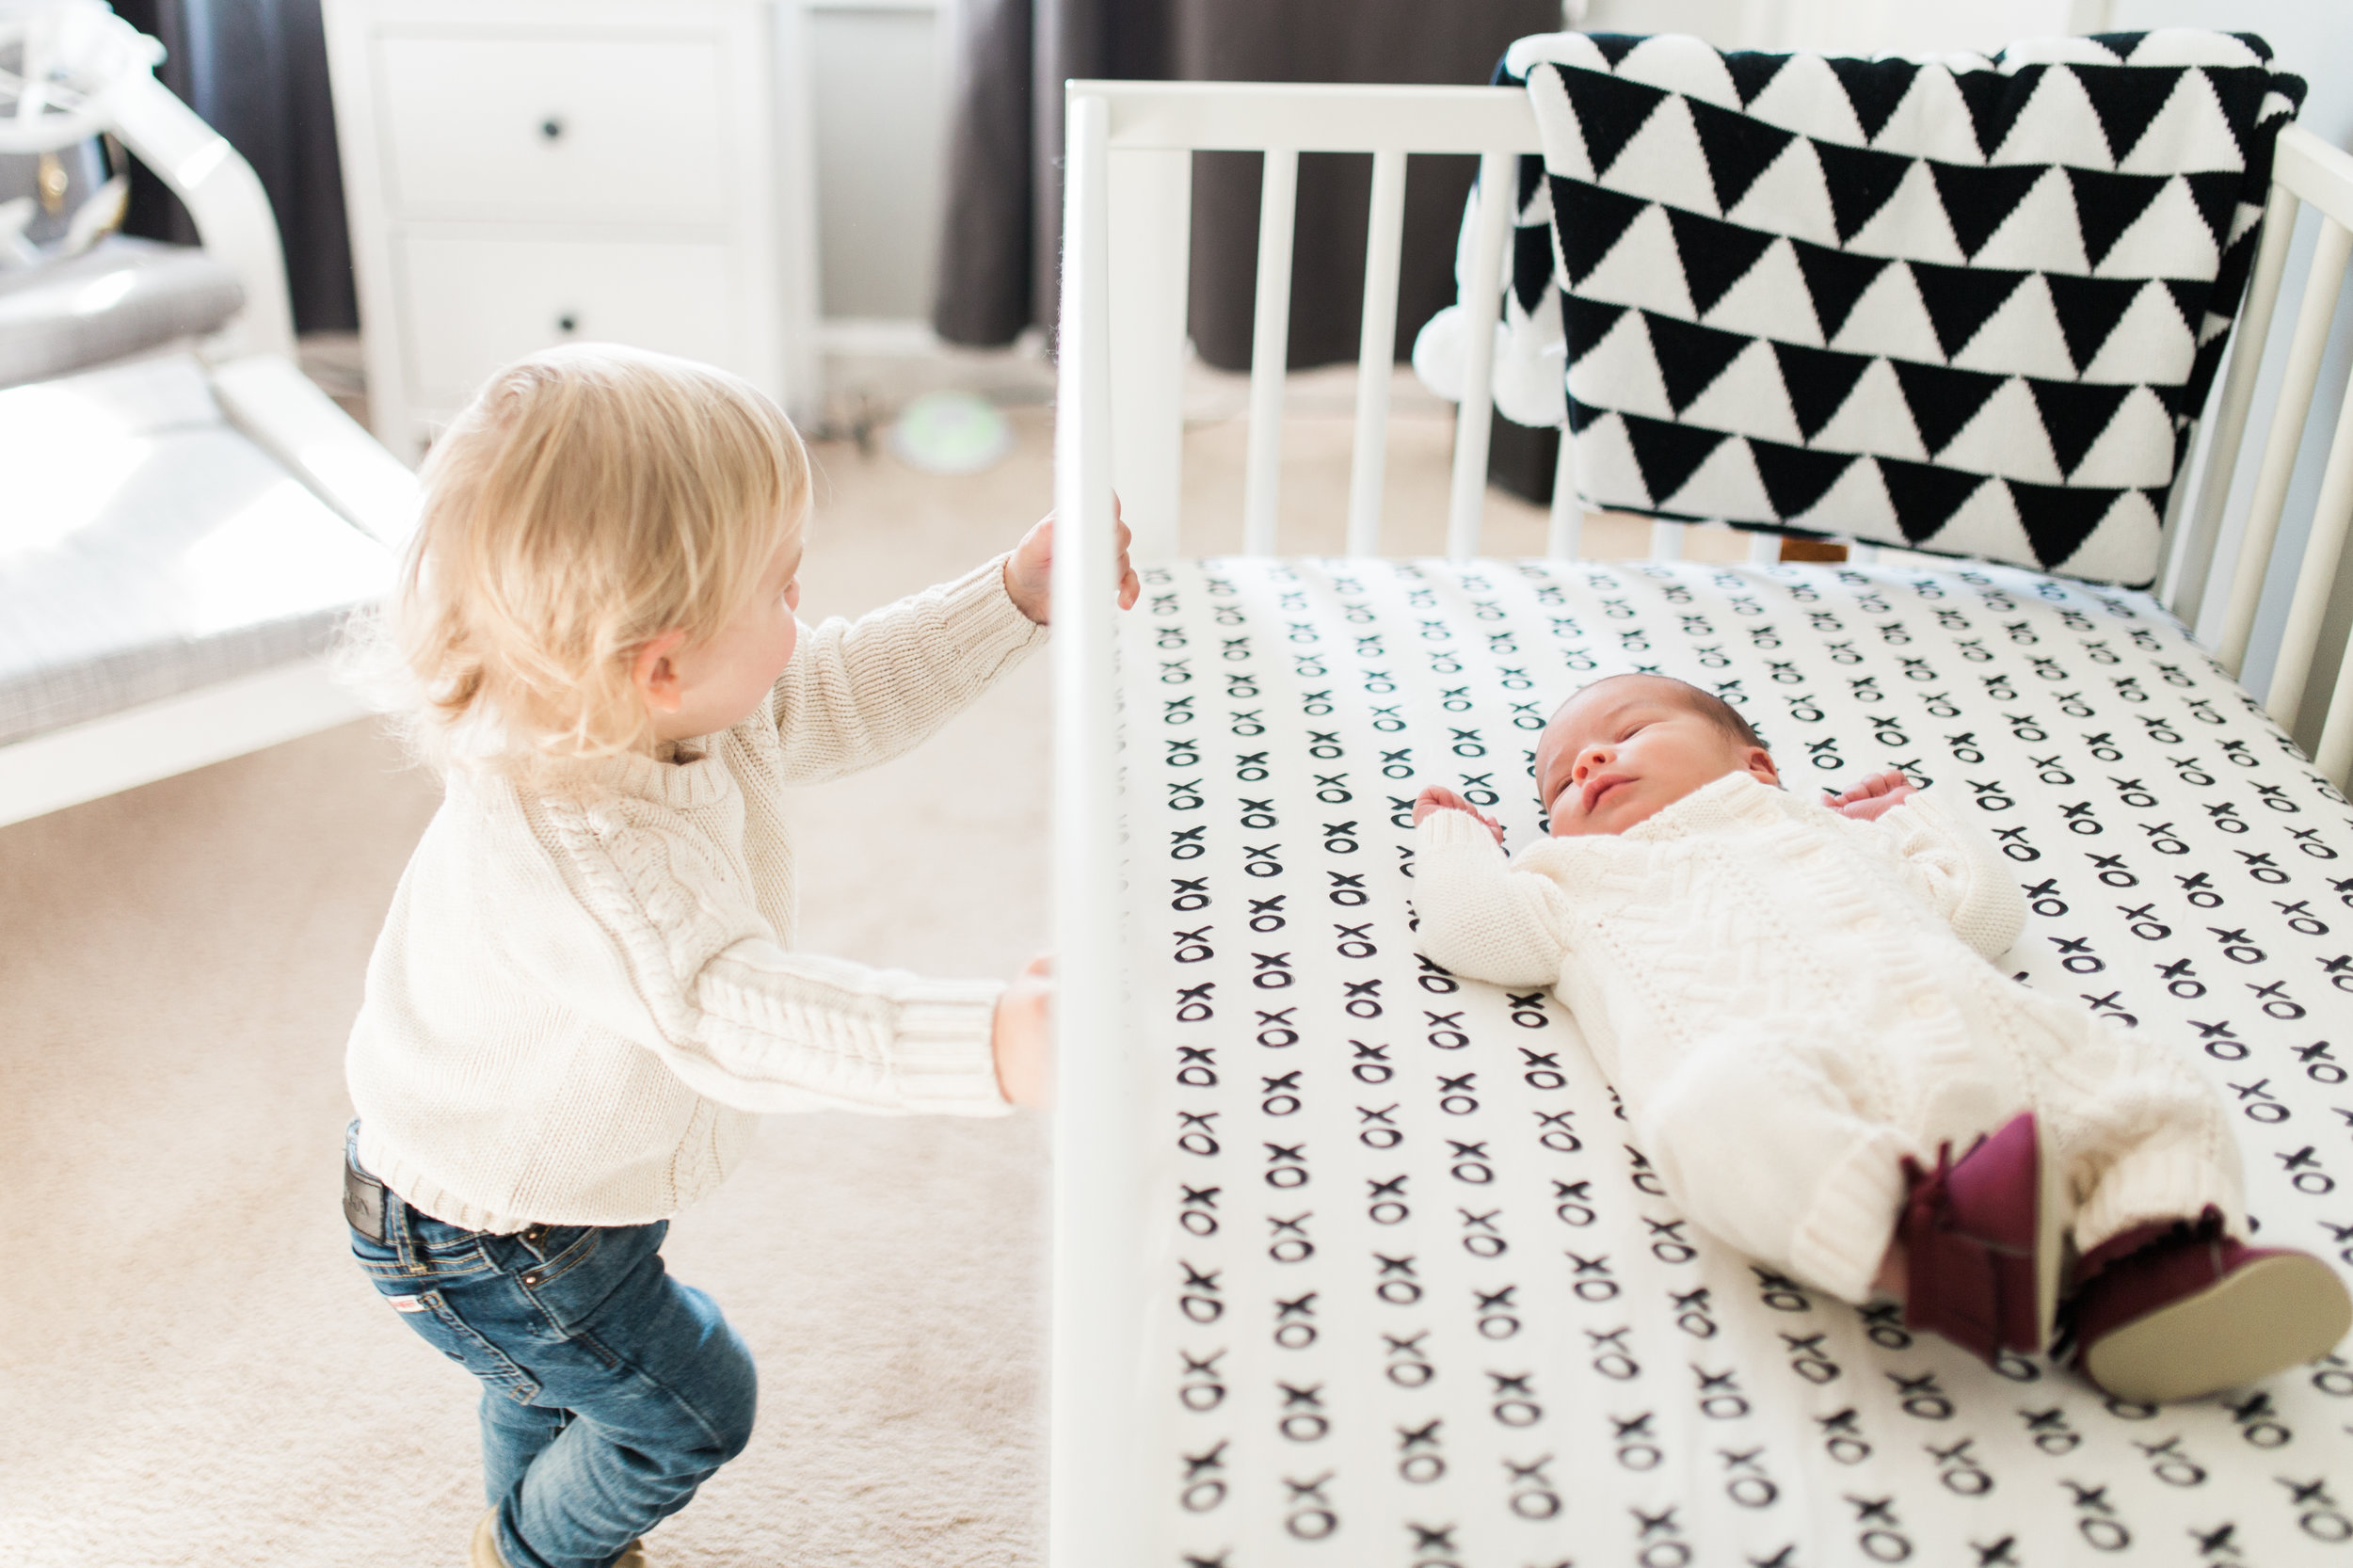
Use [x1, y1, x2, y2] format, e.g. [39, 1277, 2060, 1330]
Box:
[2183, 122, 2353, 782]
[1083, 81, 1872, 572]
[1048, 91, 1147, 1568]
[1073, 81, 2353, 782]
[1086, 82, 1541, 565]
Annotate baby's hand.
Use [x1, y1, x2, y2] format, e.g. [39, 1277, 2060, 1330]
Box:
[1825, 768, 1917, 822]
[992, 954, 1054, 1108]
[1412, 786, 1506, 848]
[1003, 496, 1141, 625]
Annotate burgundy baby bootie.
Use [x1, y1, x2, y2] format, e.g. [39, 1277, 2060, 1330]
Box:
[1896, 1112, 2063, 1363]
[2068, 1207, 2352, 1403]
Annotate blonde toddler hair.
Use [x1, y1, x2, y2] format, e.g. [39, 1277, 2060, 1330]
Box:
[350, 344, 810, 782]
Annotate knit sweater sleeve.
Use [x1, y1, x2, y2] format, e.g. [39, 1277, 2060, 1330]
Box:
[765, 552, 1048, 785]
[543, 796, 1009, 1117]
[1410, 809, 1575, 988]
[1843, 786, 2027, 960]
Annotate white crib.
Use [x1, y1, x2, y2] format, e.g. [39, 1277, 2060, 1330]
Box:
[1048, 78, 2353, 1568]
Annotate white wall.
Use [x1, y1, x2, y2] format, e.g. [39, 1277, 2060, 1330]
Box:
[1579, 0, 2082, 51]
[805, 0, 949, 325]
[814, 0, 1586, 334]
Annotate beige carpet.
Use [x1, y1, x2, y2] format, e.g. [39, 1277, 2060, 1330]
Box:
[0, 377, 1716, 1567]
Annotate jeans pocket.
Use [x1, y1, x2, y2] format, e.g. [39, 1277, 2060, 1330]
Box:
[392, 1287, 543, 1404]
[524, 1225, 602, 1288]
[504, 1221, 664, 1336]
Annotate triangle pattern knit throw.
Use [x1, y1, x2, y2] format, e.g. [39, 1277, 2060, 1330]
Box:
[1447, 28, 2305, 585]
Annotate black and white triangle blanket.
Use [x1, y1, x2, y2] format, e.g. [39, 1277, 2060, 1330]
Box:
[1417, 30, 2304, 586]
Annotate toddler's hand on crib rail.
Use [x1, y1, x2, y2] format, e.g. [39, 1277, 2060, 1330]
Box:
[1003, 496, 1141, 626]
[992, 954, 1055, 1109]
[1824, 767, 1918, 822]
[1412, 786, 1505, 848]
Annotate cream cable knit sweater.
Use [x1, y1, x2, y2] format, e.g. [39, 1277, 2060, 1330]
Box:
[1414, 773, 2241, 1302]
[347, 555, 1047, 1233]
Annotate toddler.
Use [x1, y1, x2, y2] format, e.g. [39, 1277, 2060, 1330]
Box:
[339, 344, 1132, 1568]
[1413, 672, 2349, 1402]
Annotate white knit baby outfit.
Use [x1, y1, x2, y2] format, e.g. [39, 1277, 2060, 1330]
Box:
[1413, 772, 2244, 1304]
[347, 555, 1047, 1234]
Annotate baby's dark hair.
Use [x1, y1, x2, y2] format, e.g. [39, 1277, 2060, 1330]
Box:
[1555, 674, 1767, 752]
[1679, 680, 1767, 751]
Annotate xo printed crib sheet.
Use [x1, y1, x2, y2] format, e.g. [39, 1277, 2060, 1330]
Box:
[1117, 556, 2353, 1568]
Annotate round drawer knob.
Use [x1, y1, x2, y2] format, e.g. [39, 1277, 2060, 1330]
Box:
[539, 117, 565, 141]
[556, 312, 579, 334]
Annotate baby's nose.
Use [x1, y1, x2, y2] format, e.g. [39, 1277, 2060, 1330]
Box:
[1571, 744, 1610, 780]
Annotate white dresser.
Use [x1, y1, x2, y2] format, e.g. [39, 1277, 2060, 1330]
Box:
[323, 0, 821, 459]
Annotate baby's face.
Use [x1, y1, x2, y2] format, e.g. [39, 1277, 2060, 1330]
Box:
[1534, 676, 1775, 837]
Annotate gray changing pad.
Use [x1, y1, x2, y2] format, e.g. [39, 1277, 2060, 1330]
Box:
[0, 353, 392, 744]
[0, 235, 244, 390]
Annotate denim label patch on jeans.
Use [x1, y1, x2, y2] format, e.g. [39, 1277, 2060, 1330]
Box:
[341, 1159, 387, 1242]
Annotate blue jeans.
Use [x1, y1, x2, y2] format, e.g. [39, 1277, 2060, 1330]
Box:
[344, 1126, 757, 1568]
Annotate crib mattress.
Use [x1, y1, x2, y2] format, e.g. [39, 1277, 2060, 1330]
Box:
[1112, 555, 2353, 1567]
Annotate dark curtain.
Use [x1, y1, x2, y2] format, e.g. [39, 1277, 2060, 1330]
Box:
[935, 0, 1559, 368]
[114, 0, 358, 334]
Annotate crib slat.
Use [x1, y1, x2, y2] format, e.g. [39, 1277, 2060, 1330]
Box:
[1649, 520, 1686, 560]
[2171, 182, 2298, 629]
[2153, 439, 2196, 584]
[2217, 217, 2353, 676]
[1244, 149, 1300, 556]
[1347, 152, 1408, 558]
[2316, 632, 2353, 786]
[1446, 151, 1514, 562]
[1850, 542, 1881, 566]
[1748, 532, 1780, 565]
[2263, 362, 2353, 729]
[1049, 89, 1145, 1568]
[1545, 428, 1581, 559]
[1108, 148, 1193, 560]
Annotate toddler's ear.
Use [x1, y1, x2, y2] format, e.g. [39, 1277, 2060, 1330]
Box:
[1742, 745, 1780, 788]
[633, 632, 689, 714]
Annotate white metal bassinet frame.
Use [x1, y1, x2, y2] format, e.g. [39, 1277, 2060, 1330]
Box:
[0, 56, 418, 827]
[1046, 80, 2353, 1566]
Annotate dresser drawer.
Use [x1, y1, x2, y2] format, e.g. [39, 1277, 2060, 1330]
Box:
[375, 32, 732, 224]
[395, 232, 744, 405]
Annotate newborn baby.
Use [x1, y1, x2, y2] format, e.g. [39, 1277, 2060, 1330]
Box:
[1412, 673, 2348, 1401]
